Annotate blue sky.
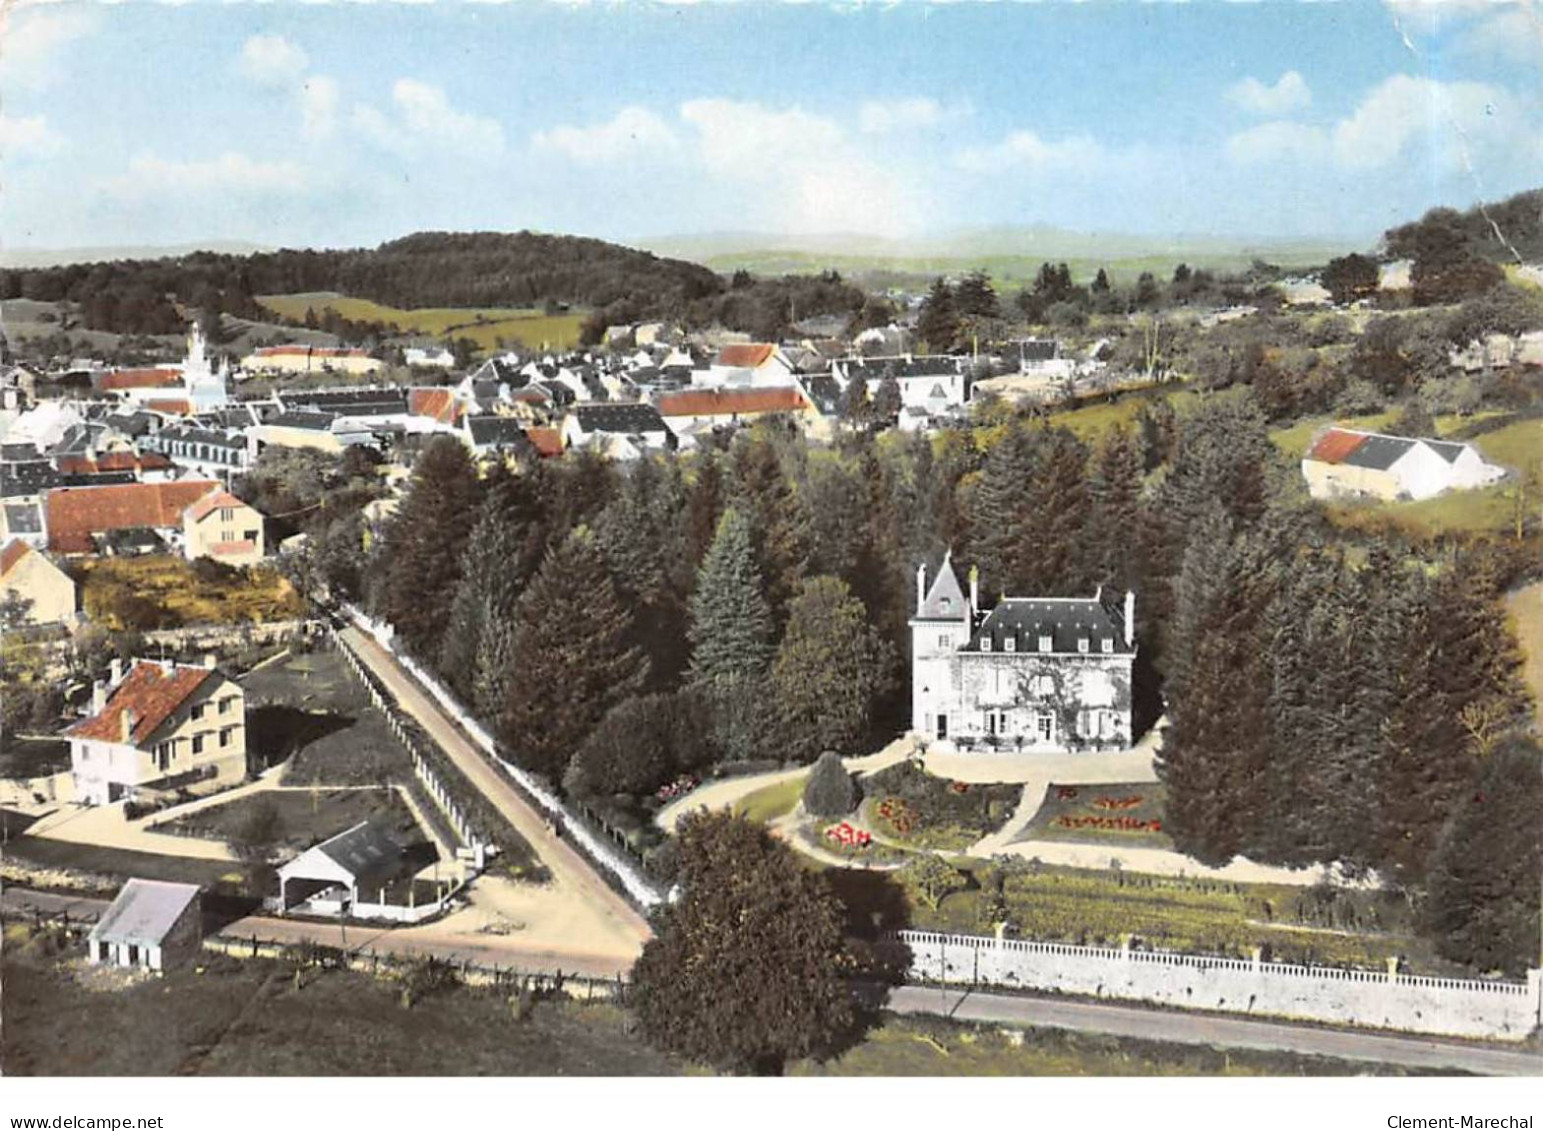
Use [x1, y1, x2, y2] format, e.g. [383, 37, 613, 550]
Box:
[4, 0, 1542, 253]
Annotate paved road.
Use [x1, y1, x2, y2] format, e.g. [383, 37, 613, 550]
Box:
[338, 626, 650, 961]
[887, 985, 1543, 1076]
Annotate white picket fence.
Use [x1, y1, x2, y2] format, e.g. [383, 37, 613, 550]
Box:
[340, 605, 665, 909]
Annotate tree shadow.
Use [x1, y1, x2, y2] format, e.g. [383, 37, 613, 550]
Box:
[246, 705, 353, 771]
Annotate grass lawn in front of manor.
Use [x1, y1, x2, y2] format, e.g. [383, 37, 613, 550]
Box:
[1017, 781, 1172, 849]
[732, 774, 808, 824]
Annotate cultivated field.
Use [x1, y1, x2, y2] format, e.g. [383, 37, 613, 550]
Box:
[76, 556, 304, 630]
[256, 293, 587, 353]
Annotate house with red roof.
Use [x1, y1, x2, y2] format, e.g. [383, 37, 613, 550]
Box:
[66, 658, 246, 806]
[708, 342, 798, 388]
[655, 386, 812, 435]
[0, 539, 76, 626]
[1301, 427, 1505, 502]
[182, 487, 266, 565]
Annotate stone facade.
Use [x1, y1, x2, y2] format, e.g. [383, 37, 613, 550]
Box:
[910, 554, 1135, 752]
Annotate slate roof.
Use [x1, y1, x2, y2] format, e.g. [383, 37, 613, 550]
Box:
[103, 412, 159, 438]
[916, 554, 969, 621]
[66, 661, 217, 746]
[838, 356, 962, 381]
[467, 416, 533, 450]
[312, 821, 408, 885]
[0, 443, 39, 461]
[1424, 438, 1467, 464]
[1019, 339, 1059, 362]
[264, 411, 337, 432]
[3, 502, 43, 534]
[1337, 434, 1416, 471]
[90, 879, 200, 946]
[45, 480, 220, 553]
[1305, 427, 1466, 472]
[800, 374, 843, 415]
[282, 389, 407, 416]
[2, 463, 62, 498]
[969, 597, 1132, 655]
[571, 403, 669, 435]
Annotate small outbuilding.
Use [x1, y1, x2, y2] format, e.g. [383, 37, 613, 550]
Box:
[88, 878, 202, 972]
[276, 820, 412, 916]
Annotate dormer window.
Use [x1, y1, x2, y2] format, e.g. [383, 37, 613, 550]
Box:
[939, 597, 951, 613]
[980, 636, 991, 653]
[1038, 634, 1053, 652]
[1003, 636, 1016, 652]
[1101, 638, 1114, 654]
[1078, 638, 1089, 654]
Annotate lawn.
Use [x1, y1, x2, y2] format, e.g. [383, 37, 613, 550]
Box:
[1017, 781, 1172, 849]
[793, 1014, 1447, 1077]
[732, 774, 807, 824]
[0, 939, 682, 1076]
[908, 859, 1456, 975]
[256, 293, 587, 353]
[861, 762, 1020, 852]
[1045, 387, 1199, 441]
[75, 556, 303, 630]
[156, 787, 431, 862]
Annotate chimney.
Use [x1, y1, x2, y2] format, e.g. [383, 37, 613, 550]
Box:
[916, 562, 927, 616]
[109, 657, 124, 687]
[1124, 590, 1136, 648]
[92, 680, 107, 716]
[121, 707, 135, 744]
[204, 653, 218, 670]
[969, 565, 980, 616]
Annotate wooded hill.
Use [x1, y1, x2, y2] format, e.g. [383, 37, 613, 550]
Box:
[1384, 188, 1543, 266]
[0, 230, 867, 343]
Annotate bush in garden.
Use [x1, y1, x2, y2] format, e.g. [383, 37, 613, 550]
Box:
[802, 750, 858, 818]
[565, 689, 717, 800]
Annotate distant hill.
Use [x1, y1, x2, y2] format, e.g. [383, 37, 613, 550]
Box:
[641, 227, 1352, 285]
[1383, 188, 1543, 266]
[0, 241, 272, 269]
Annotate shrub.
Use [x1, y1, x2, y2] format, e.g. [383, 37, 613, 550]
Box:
[802, 750, 858, 818]
[565, 689, 716, 799]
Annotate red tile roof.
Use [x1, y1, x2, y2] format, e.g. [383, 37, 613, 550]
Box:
[66, 661, 215, 747]
[99, 368, 182, 391]
[145, 399, 194, 416]
[715, 343, 778, 369]
[184, 488, 246, 524]
[55, 451, 174, 476]
[525, 427, 565, 458]
[409, 387, 461, 425]
[1306, 428, 1370, 465]
[45, 480, 220, 553]
[254, 345, 371, 359]
[657, 387, 809, 417]
[1, 539, 32, 578]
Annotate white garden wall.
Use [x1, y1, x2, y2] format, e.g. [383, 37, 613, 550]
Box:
[898, 930, 1543, 1042]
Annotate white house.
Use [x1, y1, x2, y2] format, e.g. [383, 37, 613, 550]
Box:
[88, 879, 202, 972]
[910, 554, 1136, 752]
[1301, 428, 1506, 502]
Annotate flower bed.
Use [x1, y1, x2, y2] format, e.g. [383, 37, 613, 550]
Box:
[861, 762, 1020, 851]
[1017, 782, 1171, 847]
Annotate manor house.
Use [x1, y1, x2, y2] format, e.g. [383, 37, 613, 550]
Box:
[910, 554, 1136, 752]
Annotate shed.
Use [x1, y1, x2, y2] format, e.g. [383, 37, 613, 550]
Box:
[276, 820, 412, 915]
[88, 879, 202, 972]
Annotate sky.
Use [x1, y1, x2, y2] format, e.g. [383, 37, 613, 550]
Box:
[3, 0, 1543, 254]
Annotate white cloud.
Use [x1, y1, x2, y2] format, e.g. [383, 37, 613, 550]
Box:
[1458, 6, 1543, 67]
[1227, 71, 1312, 117]
[1226, 120, 1329, 165]
[677, 99, 924, 236]
[532, 106, 677, 163]
[100, 152, 310, 203]
[238, 34, 310, 88]
[953, 130, 1114, 175]
[1224, 74, 1520, 172]
[356, 79, 505, 156]
[681, 99, 845, 177]
[858, 97, 946, 134]
[2, 7, 96, 91]
[300, 76, 340, 141]
[0, 112, 63, 160]
[1330, 74, 1503, 169]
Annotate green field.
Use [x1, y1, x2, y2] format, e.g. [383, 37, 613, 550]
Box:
[256, 293, 586, 352]
[732, 774, 807, 824]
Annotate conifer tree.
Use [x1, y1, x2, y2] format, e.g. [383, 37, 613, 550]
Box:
[727, 437, 810, 625]
[688, 508, 776, 761]
[1087, 425, 1146, 591]
[380, 436, 482, 660]
[499, 528, 647, 781]
[771, 576, 890, 764]
[967, 418, 1037, 595]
